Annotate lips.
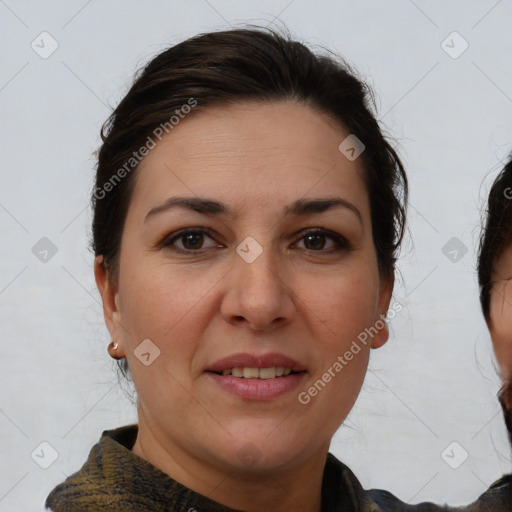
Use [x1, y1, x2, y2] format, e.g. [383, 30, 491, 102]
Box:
[205, 352, 308, 400]
[205, 352, 307, 374]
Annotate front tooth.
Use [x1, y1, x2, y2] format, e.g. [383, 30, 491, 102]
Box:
[283, 368, 291, 376]
[276, 367, 284, 377]
[243, 367, 259, 379]
[259, 367, 277, 379]
[222, 369, 231, 376]
[231, 367, 244, 377]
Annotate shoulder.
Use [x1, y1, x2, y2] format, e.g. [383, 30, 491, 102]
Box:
[44, 424, 241, 512]
[323, 453, 447, 510]
[368, 477, 512, 511]
[468, 473, 512, 511]
[325, 452, 512, 511]
[44, 424, 143, 512]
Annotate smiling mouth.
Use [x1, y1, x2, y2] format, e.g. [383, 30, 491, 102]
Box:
[209, 367, 304, 379]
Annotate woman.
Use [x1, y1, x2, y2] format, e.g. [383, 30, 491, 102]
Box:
[45, 27, 511, 511]
[478, 157, 512, 443]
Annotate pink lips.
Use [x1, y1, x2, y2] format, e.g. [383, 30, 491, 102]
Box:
[205, 352, 307, 400]
[207, 372, 306, 400]
[205, 352, 307, 373]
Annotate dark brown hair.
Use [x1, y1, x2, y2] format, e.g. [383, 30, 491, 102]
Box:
[91, 27, 408, 379]
[478, 156, 512, 322]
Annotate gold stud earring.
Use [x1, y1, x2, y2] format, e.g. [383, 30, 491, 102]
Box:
[108, 340, 122, 360]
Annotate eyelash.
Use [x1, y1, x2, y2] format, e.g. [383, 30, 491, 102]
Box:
[160, 227, 352, 255]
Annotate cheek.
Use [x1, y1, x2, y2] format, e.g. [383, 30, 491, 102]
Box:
[120, 259, 220, 335]
[297, 267, 377, 402]
[490, 287, 512, 372]
[117, 262, 214, 388]
[117, 264, 210, 425]
[311, 265, 379, 335]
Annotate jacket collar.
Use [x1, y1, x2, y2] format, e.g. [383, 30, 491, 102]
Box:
[45, 423, 372, 511]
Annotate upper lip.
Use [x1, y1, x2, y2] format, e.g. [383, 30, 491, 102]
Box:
[206, 352, 307, 373]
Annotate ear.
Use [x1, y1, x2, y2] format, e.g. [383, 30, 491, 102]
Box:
[94, 255, 126, 356]
[370, 273, 394, 349]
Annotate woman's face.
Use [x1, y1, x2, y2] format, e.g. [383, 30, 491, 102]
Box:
[490, 244, 512, 378]
[96, 101, 393, 471]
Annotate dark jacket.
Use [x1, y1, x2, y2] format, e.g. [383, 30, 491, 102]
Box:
[44, 424, 511, 511]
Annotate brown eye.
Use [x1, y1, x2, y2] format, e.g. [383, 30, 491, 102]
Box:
[162, 228, 221, 253]
[295, 229, 351, 253]
[303, 233, 326, 250]
[181, 232, 205, 250]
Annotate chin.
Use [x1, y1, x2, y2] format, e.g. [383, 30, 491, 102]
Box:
[214, 430, 312, 473]
[225, 445, 305, 474]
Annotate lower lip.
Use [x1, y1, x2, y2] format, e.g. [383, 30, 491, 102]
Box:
[206, 372, 307, 400]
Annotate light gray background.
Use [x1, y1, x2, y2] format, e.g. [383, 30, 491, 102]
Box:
[1, 1, 512, 510]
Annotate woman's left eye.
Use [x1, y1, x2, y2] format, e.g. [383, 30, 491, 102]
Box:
[294, 229, 350, 252]
[160, 228, 350, 254]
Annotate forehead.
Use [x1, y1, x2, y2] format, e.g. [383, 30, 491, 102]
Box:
[131, 101, 370, 219]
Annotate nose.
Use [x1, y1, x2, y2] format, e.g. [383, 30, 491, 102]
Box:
[220, 243, 295, 333]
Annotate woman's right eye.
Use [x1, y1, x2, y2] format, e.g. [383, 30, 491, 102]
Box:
[161, 228, 221, 253]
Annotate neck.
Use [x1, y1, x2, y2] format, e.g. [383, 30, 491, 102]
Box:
[131, 415, 327, 512]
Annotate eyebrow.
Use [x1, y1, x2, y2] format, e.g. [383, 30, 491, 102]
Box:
[144, 196, 362, 224]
